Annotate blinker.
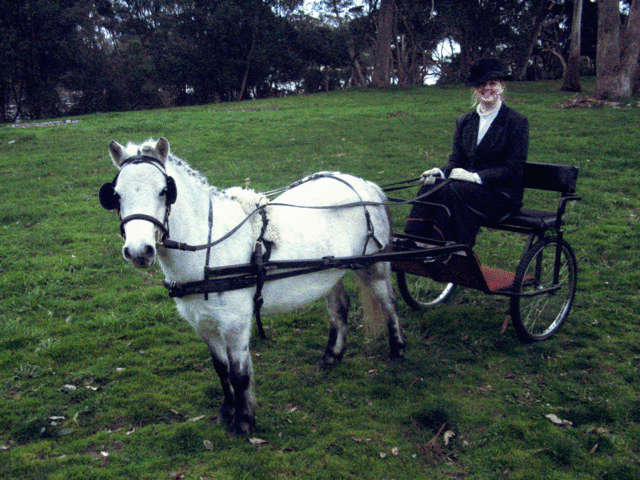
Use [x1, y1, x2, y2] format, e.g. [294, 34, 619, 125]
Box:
[99, 180, 120, 210]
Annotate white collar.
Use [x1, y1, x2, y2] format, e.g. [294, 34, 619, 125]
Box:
[476, 99, 502, 117]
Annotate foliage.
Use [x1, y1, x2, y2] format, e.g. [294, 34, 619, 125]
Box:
[2, 80, 640, 478]
[0, 0, 613, 123]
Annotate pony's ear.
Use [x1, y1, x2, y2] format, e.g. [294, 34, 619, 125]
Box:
[109, 140, 126, 167]
[156, 137, 170, 164]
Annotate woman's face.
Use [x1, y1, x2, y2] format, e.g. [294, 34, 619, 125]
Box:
[474, 80, 505, 104]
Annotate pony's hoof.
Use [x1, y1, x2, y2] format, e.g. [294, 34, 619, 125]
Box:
[389, 355, 405, 365]
[217, 405, 235, 426]
[317, 353, 342, 372]
[388, 349, 405, 365]
[229, 418, 254, 436]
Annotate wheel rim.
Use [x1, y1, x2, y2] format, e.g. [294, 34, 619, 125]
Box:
[397, 272, 456, 309]
[514, 240, 576, 340]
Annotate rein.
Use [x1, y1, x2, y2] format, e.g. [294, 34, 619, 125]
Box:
[105, 163, 438, 339]
[161, 173, 399, 252]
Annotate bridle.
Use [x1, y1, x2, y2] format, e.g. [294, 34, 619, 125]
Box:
[98, 155, 177, 243]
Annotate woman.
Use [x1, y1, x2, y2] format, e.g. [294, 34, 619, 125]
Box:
[405, 58, 529, 247]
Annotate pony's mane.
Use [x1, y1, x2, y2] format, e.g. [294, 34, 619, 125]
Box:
[127, 138, 219, 197]
[166, 152, 220, 197]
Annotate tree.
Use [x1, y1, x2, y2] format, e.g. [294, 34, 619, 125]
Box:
[512, 0, 555, 81]
[0, 0, 86, 121]
[561, 0, 584, 92]
[372, 0, 395, 86]
[595, 0, 640, 100]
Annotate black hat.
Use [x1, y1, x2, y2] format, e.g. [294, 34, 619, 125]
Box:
[465, 58, 512, 87]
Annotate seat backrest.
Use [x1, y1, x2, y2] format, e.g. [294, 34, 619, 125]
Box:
[523, 162, 579, 193]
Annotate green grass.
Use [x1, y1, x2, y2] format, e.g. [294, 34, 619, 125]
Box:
[1, 79, 640, 479]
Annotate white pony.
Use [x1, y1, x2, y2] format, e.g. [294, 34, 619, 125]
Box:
[99, 137, 405, 434]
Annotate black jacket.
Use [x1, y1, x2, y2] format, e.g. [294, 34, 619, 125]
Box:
[442, 103, 529, 205]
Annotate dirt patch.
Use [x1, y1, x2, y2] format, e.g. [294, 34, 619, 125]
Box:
[556, 95, 639, 109]
[10, 119, 81, 128]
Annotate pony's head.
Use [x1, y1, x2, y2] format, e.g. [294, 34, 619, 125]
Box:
[99, 137, 177, 268]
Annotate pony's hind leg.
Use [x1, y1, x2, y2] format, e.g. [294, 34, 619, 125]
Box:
[318, 279, 350, 371]
[356, 263, 406, 363]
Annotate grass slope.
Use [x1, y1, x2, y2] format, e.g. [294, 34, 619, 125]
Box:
[1, 80, 639, 479]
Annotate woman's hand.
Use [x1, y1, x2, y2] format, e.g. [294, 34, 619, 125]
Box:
[449, 168, 482, 184]
[420, 168, 444, 185]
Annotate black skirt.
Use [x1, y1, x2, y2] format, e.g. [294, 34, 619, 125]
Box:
[404, 180, 518, 247]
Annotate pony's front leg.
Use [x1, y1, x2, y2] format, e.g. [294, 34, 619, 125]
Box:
[209, 352, 235, 426]
[220, 317, 256, 435]
[228, 349, 256, 435]
[198, 315, 256, 434]
[318, 280, 350, 371]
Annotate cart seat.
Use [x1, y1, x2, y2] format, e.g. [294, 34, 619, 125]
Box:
[490, 207, 562, 230]
[480, 162, 580, 234]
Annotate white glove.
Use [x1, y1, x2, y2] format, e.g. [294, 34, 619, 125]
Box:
[420, 168, 444, 185]
[449, 168, 482, 184]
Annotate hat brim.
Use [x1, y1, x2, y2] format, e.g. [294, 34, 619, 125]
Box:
[465, 72, 512, 87]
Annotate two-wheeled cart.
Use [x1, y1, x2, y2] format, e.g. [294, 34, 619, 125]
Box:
[391, 162, 581, 342]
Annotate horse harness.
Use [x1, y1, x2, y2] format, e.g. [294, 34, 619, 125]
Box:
[100, 161, 385, 339]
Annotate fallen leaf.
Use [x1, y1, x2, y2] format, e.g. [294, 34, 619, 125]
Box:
[478, 385, 495, 392]
[500, 316, 510, 334]
[545, 413, 573, 427]
[444, 430, 456, 446]
[249, 437, 267, 447]
[408, 377, 423, 387]
[203, 440, 213, 450]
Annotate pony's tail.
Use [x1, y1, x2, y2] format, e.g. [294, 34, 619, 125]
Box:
[357, 277, 388, 339]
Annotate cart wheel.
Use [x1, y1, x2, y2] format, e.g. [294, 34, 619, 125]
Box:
[396, 272, 456, 310]
[510, 238, 577, 342]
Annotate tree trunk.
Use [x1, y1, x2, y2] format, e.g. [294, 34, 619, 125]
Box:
[372, 0, 395, 87]
[561, 0, 583, 92]
[595, 0, 640, 100]
[514, 0, 551, 81]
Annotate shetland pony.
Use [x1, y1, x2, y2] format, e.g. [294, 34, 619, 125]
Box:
[99, 137, 404, 434]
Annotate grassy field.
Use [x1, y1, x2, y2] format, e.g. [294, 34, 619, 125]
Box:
[1, 79, 639, 479]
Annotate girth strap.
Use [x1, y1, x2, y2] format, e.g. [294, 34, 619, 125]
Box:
[252, 206, 270, 340]
[203, 198, 214, 301]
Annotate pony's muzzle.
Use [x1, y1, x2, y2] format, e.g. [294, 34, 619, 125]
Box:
[123, 243, 156, 268]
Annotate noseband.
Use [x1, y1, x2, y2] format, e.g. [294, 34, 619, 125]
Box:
[98, 155, 177, 243]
